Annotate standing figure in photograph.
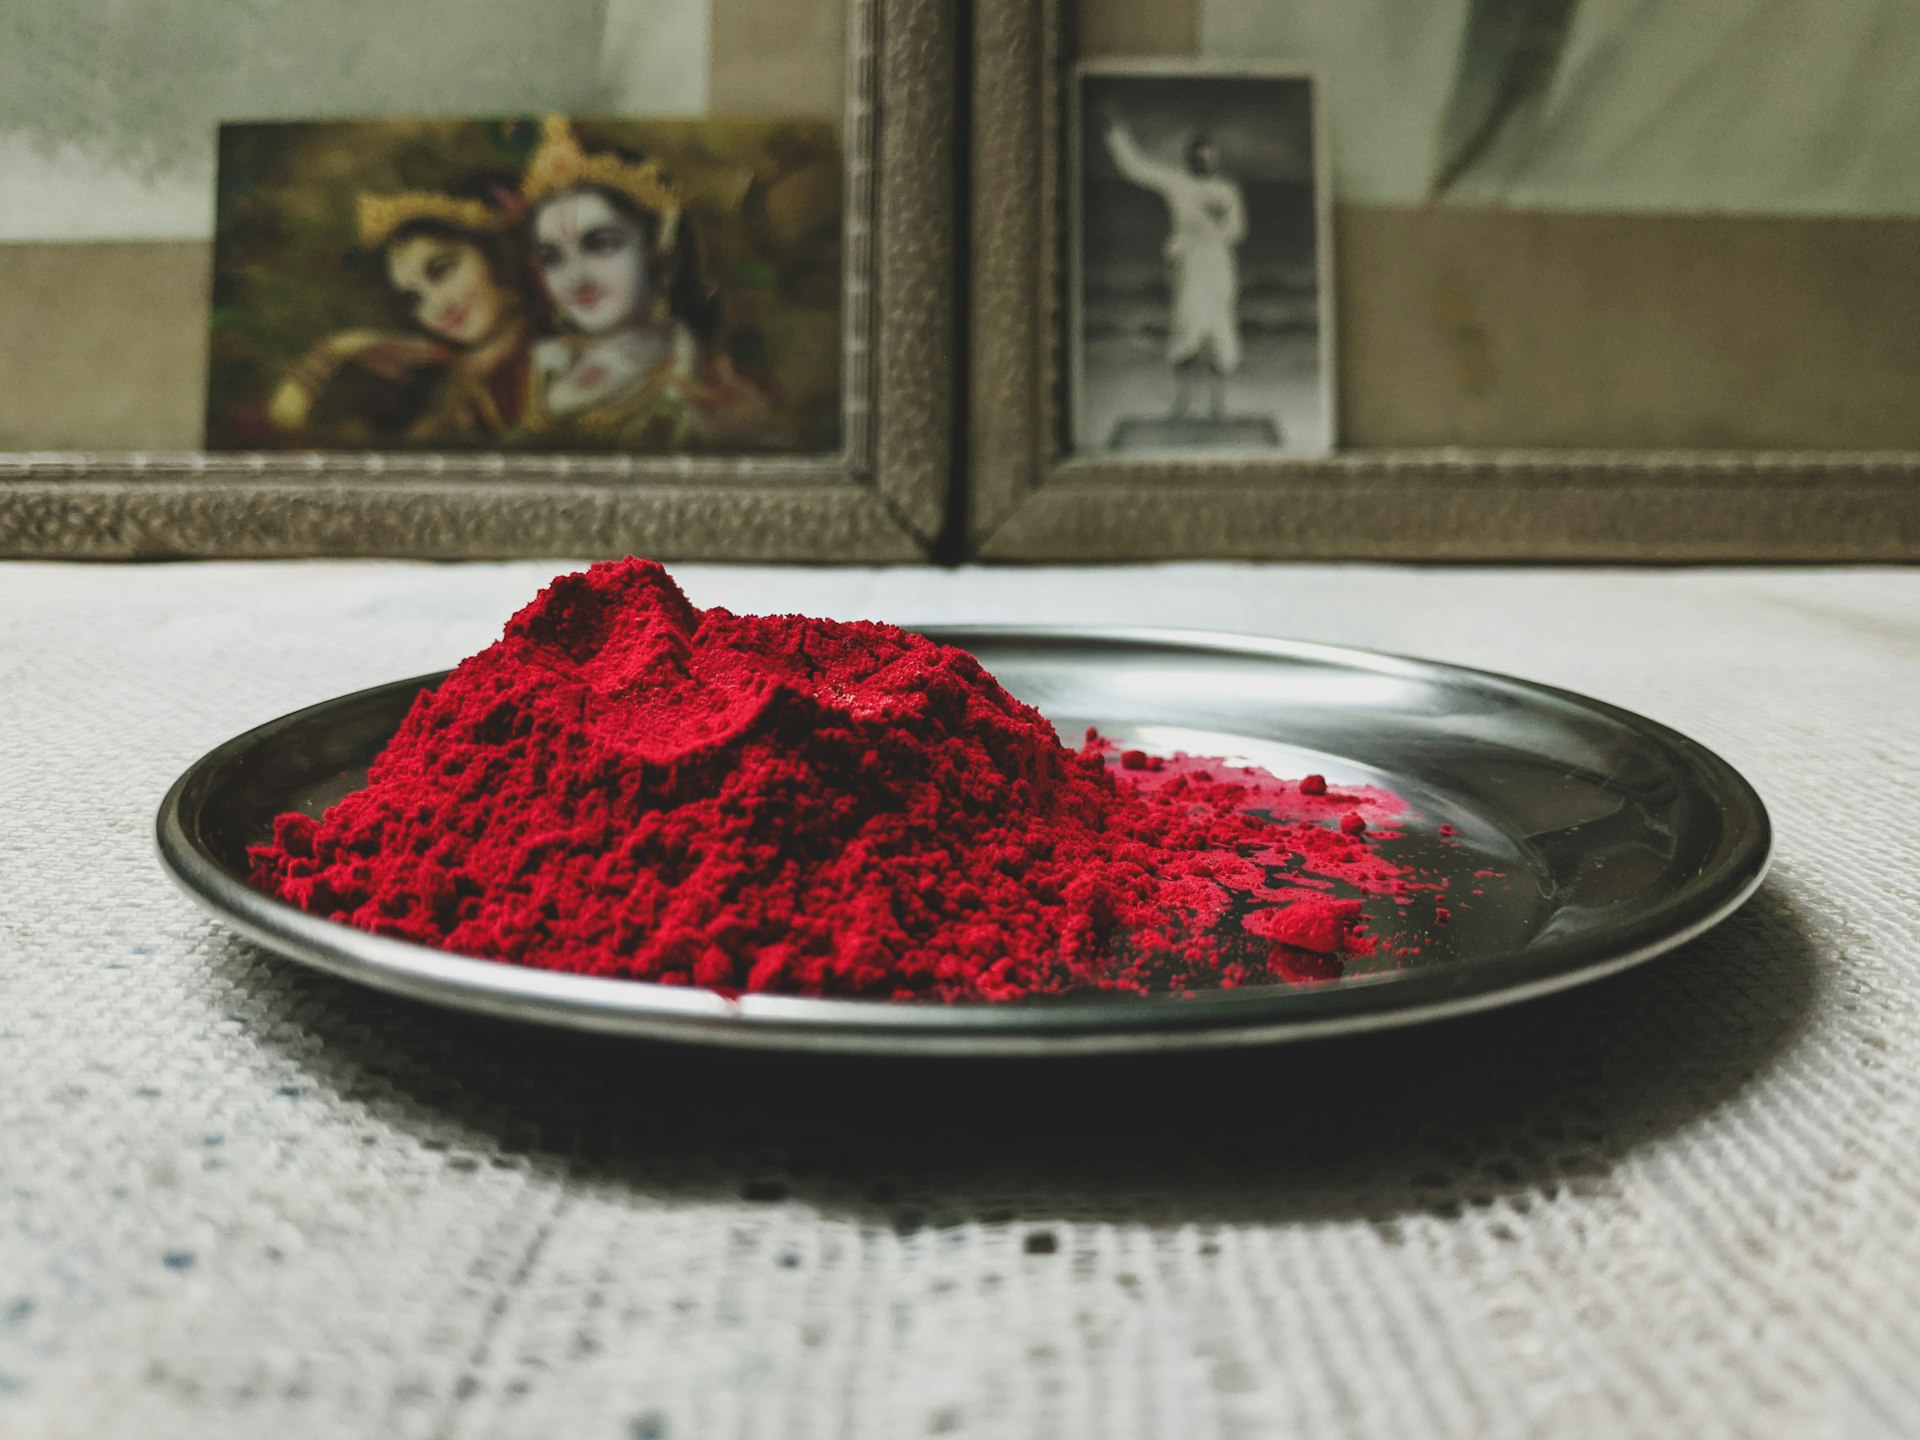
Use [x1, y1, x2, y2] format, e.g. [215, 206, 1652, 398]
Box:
[1102, 108, 1247, 423]
[516, 117, 771, 449]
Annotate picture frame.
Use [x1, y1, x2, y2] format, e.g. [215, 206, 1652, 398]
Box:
[1068, 60, 1334, 463]
[966, 0, 1920, 561]
[0, 0, 952, 561]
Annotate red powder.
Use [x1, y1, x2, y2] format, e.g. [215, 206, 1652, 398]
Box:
[249, 559, 1432, 1002]
[1243, 896, 1364, 954]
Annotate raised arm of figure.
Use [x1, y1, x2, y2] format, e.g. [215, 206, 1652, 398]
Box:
[1103, 112, 1182, 197]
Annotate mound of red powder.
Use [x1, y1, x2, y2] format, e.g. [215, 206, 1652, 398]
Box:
[249, 559, 1423, 1001]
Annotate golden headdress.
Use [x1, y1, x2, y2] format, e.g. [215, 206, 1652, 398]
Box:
[521, 116, 682, 248]
[356, 191, 513, 250]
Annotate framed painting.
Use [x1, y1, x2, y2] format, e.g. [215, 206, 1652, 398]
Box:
[0, 0, 952, 560]
[966, 0, 1920, 560]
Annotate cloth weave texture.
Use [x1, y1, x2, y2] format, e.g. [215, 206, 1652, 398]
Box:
[2, 560, 1917, 1440]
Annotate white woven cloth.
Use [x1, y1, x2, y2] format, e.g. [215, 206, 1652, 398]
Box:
[3, 560, 1918, 1440]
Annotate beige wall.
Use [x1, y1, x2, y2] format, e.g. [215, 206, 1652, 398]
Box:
[710, 0, 844, 113]
[1337, 206, 1920, 450]
[0, 243, 210, 450]
[1077, 3, 1196, 56]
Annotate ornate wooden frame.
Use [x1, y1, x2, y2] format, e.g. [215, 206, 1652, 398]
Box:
[966, 0, 1920, 560]
[0, 0, 953, 561]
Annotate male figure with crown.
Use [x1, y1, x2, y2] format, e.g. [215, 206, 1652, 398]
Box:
[515, 117, 773, 449]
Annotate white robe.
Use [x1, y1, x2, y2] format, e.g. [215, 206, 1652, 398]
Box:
[1104, 123, 1248, 373]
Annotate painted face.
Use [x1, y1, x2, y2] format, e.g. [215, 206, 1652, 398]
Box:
[385, 234, 507, 348]
[534, 190, 649, 336]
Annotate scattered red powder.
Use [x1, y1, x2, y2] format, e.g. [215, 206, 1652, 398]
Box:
[249, 559, 1438, 1002]
[1243, 896, 1364, 955]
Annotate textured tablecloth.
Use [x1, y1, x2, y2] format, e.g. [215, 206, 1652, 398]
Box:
[3, 560, 1918, 1440]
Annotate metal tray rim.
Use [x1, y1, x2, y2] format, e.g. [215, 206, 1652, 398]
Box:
[155, 625, 1773, 1055]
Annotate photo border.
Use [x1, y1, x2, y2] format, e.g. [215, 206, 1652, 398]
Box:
[0, 0, 952, 561]
[967, 0, 1920, 561]
[1068, 58, 1334, 461]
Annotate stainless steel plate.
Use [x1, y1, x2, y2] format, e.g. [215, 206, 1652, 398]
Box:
[156, 628, 1770, 1055]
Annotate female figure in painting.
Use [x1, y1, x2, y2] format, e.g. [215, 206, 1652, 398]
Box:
[1103, 109, 1246, 422]
[267, 188, 531, 443]
[515, 117, 768, 449]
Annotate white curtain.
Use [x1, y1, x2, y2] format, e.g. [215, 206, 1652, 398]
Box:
[1205, 0, 1920, 216]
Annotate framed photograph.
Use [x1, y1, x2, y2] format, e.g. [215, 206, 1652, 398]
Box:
[1070, 62, 1332, 460]
[966, 0, 1920, 561]
[206, 116, 844, 459]
[0, 0, 952, 560]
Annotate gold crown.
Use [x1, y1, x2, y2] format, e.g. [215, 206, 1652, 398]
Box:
[521, 116, 682, 247]
[356, 191, 511, 250]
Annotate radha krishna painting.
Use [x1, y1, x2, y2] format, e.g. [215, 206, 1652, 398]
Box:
[206, 115, 843, 454]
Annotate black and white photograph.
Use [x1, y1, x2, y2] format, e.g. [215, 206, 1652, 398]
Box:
[1070, 61, 1331, 458]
